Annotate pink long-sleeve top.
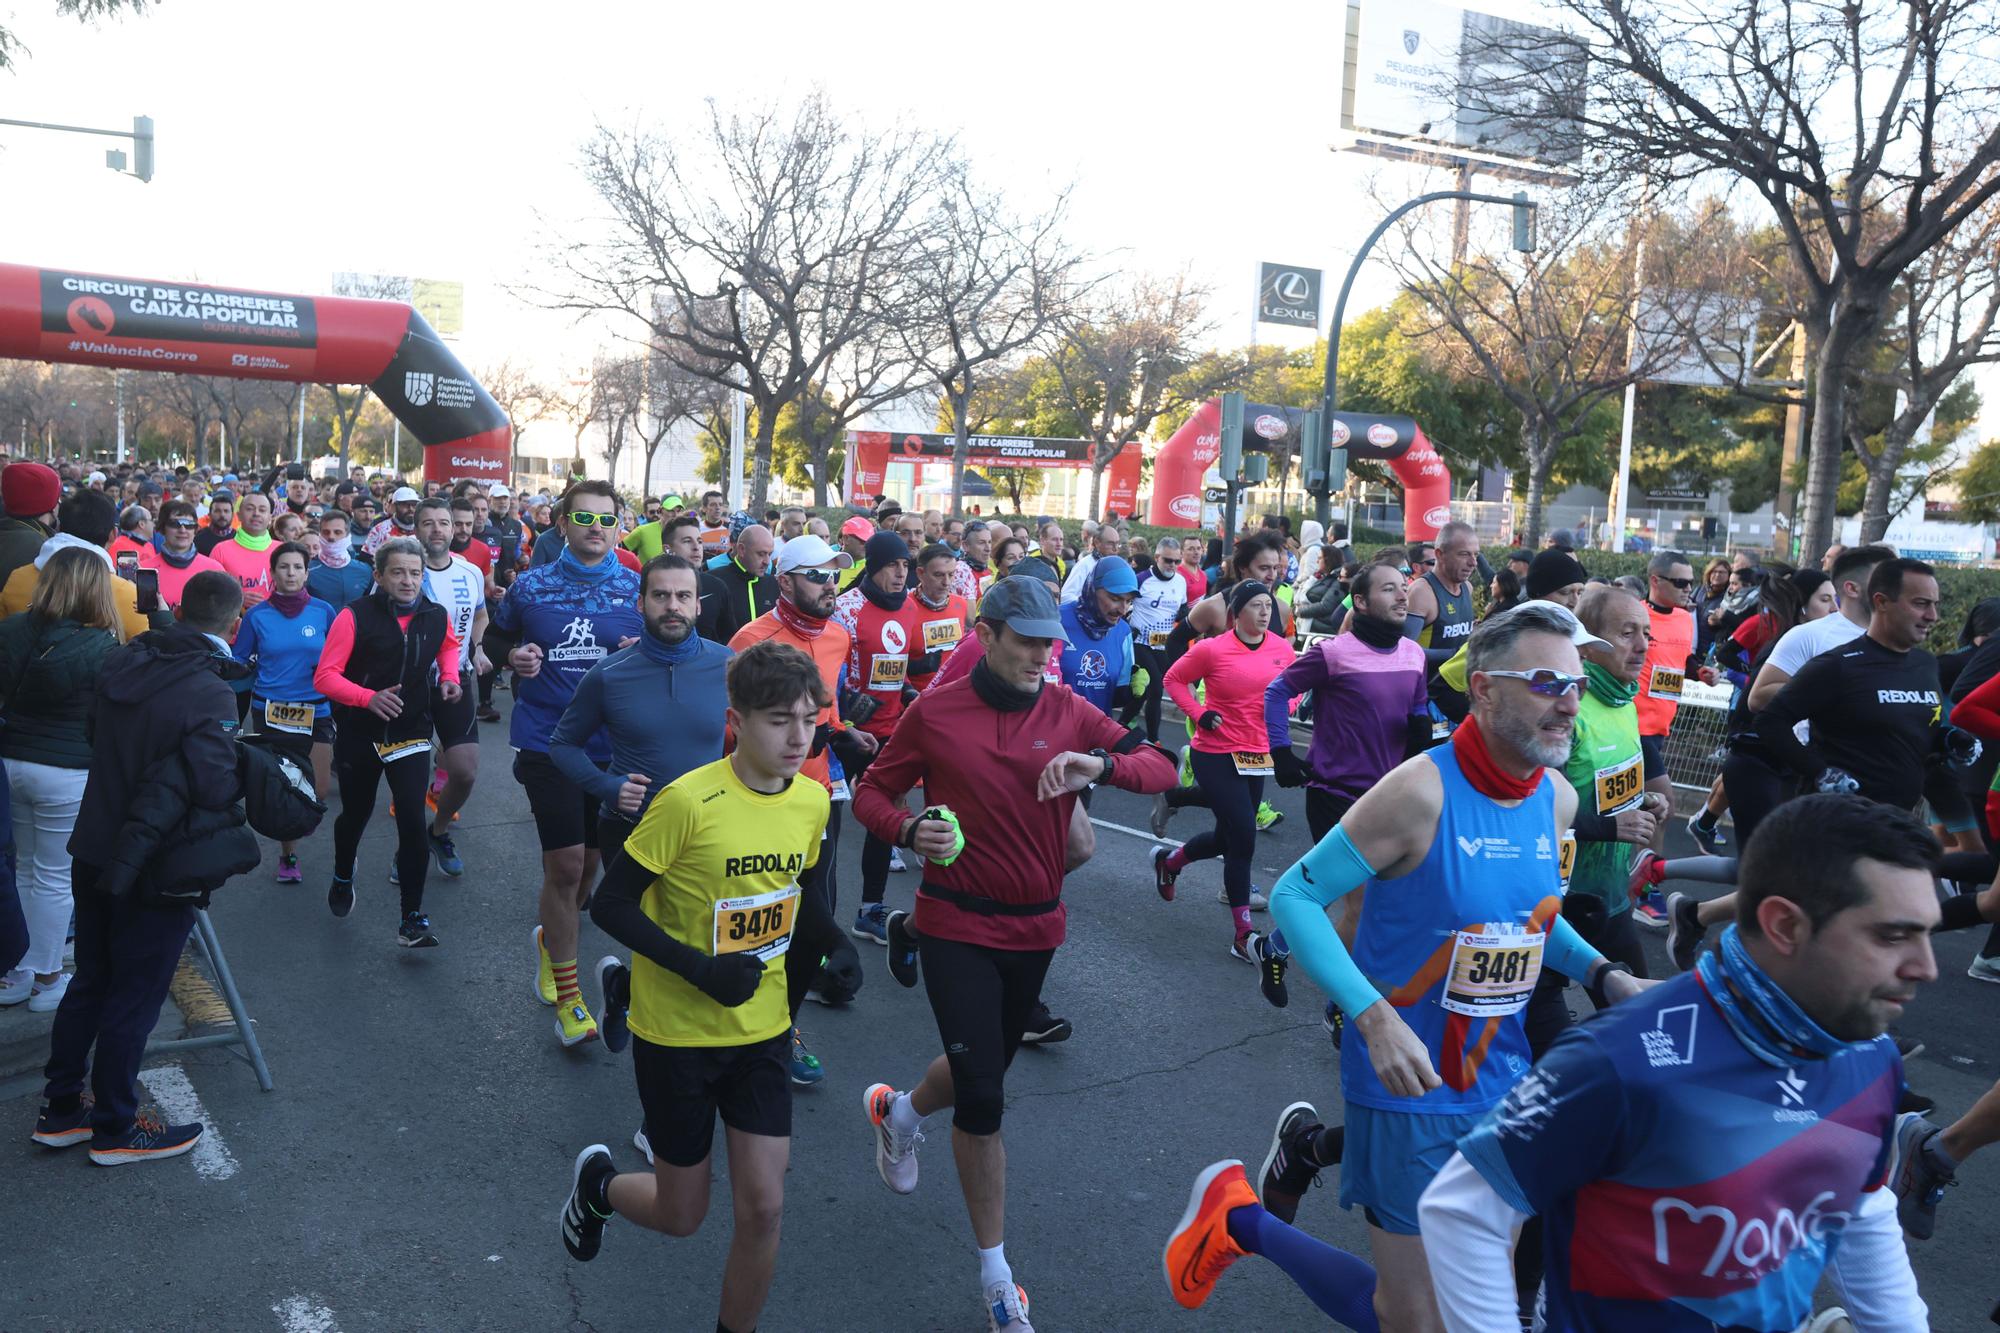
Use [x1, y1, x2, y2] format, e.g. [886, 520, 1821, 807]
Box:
[1164, 629, 1297, 754]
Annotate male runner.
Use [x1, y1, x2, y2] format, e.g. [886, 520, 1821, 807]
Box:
[208, 489, 276, 611]
[708, 523, 778, 641]
[559, 641, 832, 1333]
[490, 479, 645, 1047]
[416, 497, 488, 878]
[1164, 603, 1642, 1332]
[1122, 537, 1188, 743]
[951, 520, 995, 606]
[662, 512, 733, 644]
[1418, 793, 1933, 1332]
[1403, 520, 1478, 694]
[854, 576, 1177, 1332]
[304, 507, 371, 612]
[363, 485, 421, 556]
[908, 542, 973, 687]
[1629, 550, 1709, 925]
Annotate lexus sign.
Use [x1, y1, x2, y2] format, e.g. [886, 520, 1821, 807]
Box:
[1257, 263, 1322, 330]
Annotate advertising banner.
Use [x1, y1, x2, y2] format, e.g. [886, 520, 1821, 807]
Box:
[845, 431, 1144, 520]
[1257, 263, 1322, 329]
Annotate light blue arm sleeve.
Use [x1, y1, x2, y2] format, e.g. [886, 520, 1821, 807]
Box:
[1268, 826, 1385, 1019]
[1543, 915, 1606, 985]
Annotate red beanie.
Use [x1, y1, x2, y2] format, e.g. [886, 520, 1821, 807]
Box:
[1, 463, 60, 520]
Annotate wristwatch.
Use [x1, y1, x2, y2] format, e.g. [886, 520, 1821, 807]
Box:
[1086, 746, 1115, 787]
[1586, 960, 1632, 1009]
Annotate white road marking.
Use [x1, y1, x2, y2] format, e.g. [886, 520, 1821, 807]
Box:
[135, 1064, 239, 1180]
[273, 1295, 339, 1333]
[1089, 817, 1183, 848]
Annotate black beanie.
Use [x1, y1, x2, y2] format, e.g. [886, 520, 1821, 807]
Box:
[864, 531, 911, 576]
[1227, 579, 1276, 618]
[1526, 549, 1589, 600]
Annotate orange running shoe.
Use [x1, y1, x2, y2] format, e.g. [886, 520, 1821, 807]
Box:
[1162, 1160, 1254, 1310]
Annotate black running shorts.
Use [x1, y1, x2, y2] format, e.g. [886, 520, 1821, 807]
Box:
[512, 748, 601, 852]
[431, 687, 479, 750]
[1639, 732, 1667, 781]
[632, 1032, 791, 1167]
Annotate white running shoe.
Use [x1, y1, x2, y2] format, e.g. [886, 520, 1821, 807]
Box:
[1216, 887, 1269, 910]
[983, 1279, 1033, 1332]
[634, 1126, 653, 1165]
[1968, 954, 2000, 985]
[864, 1082, 922, 1195]
[27, 972, 71, 1013]
[0, 966, 32, 1006]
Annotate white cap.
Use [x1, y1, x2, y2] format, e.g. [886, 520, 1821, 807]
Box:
[1522, 598, 1611, 651]
[390, 486, 421, 503]
[490, 484, 512, 498]
[772, 533, 853, 576]
[87, 471, 105, 483]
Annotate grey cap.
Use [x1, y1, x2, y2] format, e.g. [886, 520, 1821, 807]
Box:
[980, 575, 1068, 642]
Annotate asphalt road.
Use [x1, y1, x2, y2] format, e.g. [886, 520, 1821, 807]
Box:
[2, 707, 1997, 1333]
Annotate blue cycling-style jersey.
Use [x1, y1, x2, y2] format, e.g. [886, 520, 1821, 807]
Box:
[233, 597, 336, 719]
[491, 558, 643, 761]
[1056, 601, 1133, 717]
[1455, 970, 1901, 1332]
[1344, 744, 1564, 1114]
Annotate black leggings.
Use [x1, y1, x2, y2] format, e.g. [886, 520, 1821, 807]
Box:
[801, 799, 842, 915]
[332, 728, 432, 916]
[1182, 748, 1264, 907]
[1718, 750, 1795, 848]
[847, 747, 896, 909]
[1306, 787, 1357, 845]
[1119, 642, 1168, 742]
[786, 889, 847, 1022]
[919, 934, 1055, 1136]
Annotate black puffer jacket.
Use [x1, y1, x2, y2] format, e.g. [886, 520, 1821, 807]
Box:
[0, 613, 118, 769]
[95, 748, 260, 908]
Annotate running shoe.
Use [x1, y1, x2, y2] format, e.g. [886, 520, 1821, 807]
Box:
[1020, 1002, 1072, 1045]
[1253, 934, 1289, 1008]
[1967, 954, 2000, 985]
[1802, 1310, 1855, 1333]
[26, 972, 69, 1013]
[885, 910, 920, 988]
[1666, 892, 1707, 973]
[1255, 801, 1283, 831]
[476, 703, 502, 722]
[888, 847, 908, 873]
[1899, 1088, 1936, 1115]
[1216, 885, 1269, 910]
[1163, 1159, 1254, 1310]
[1258, 1100, 1324, 1226]
[1152, 845, 1180, 902]
[556, 998, 598, 1048]
[1322, 999, 1344, 1048]
[791, 1028, 825, 1086]
[1149, 792, 1176, 838]
[1634, 891, 1670, 930]
[88, 1111, 203, 1167]
[1894, 1035, 1925, 1061]
[558, 1144, 616, 1262]
[533, 925, 557, 1005]
[983, 1279, 1033, 1332]
[429, 830, 464, 878]
[388, 859, 399, 886]
[275, 853, 302, 884]
[1889, 1111, 1953, 1240]
[1228, 931, 1260, 966]
[396, 913, 439, 949]
[633, 1126, 653, 1165]
[31, 1095, 94, 1148]
[327, 875, 355, 919]
[852, 903, 890, 946]
[1687, 812, 1728, 854]
[596, 958, 631, 1054]
[864, 1082, 923, 1194]
[1626, 849, 1662, 907]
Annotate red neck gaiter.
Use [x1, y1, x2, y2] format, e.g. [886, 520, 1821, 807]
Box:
[773, 596, 826, 640]
[1451, 713, 1543, 800]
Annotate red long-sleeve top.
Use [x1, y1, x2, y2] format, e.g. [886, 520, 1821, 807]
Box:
[854, 675, 1177, 950]
[312, 606, 461, 708]
[1951, 669, 2000, 743]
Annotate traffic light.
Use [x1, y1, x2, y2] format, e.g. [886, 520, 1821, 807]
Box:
[1512, 191, 1536, 252]
[1300, 409, 1327, 493]
[1218, 392, 1245, 482]
[132, 116, 154, 183]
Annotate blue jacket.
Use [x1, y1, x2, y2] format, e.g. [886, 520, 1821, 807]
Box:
[307, 559, 373, 612]
[1056, 600, 1133, 717]
[548, 636, 732, 818]
[491, 556, 643, 758]
[233, 597, 337, 717]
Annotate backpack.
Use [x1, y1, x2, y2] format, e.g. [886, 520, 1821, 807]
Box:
[238, 738, 327, 843]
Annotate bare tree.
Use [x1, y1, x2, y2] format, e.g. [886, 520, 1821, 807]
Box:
[151, 374, 228, 469]
[480, 359, 549, 478]
[904, 166, 1091, 516]
[1046, 272, 1251, 517]
[320, 383, 371, 475]
[632, 348, 724, 498]
[541, 92, 953, 510]
[590, 354, 650, 487]
[1472, 0, 2000, 559]
[0, 0, 148, 71]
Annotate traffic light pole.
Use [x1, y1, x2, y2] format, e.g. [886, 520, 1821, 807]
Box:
[1315, 189, 1533, 527]
[0, 114, 153, 181]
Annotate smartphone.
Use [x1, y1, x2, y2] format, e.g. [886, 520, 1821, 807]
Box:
[134, 567, 160, 616]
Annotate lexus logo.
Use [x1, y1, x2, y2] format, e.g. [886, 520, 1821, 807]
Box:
[1272, 271, 1312, 304]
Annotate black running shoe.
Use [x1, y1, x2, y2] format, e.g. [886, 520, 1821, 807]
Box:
[1258, 1101, 1325, 1226]
[885, 910, 920, 989]
[328, 876, 355, 919]
[1020, 1001, 1072, 1045]
[559, 1145, 616, 1262]
[596, 957, 632, 1054]
[1322, 999, 1344, 1048]
[1254, 934, 1290, 1009]
[396, 912, 439, 949]
[1666, 892, 1706, 973]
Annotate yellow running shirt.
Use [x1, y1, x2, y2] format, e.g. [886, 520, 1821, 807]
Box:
[622, 756, 830, 1048]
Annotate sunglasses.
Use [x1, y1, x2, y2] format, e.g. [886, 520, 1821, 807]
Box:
[788, 567, 841, 585]
[1481, 668, 1586, 699]
[567, 511, 620, 528]
[1661, 576, 1695, 590]
[1416, 557, 1438, 567]
[167, 518, 199, 529]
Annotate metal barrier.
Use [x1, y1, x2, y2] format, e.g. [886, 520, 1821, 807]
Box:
[1661, 682, 1734, 794]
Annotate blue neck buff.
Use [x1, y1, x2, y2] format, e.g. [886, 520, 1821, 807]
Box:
[1072, 590, 1113, 640]
[636, 623, 701, 666]
[558, 544, 615, 584]
[1695, 925, 1850, 1067]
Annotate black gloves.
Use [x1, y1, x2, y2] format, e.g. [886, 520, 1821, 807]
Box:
[688, 953, 766, 1007]
[1271, 747, 1308, 788]
[1197, 710, 1224, 732]
[819, 938, 865, 1001]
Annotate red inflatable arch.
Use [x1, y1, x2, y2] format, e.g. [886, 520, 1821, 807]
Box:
[0, 262, 510, 484]
[1146, 397, 1452, 541]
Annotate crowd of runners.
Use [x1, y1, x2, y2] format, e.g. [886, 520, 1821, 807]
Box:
[1, 455, 1990, 1331]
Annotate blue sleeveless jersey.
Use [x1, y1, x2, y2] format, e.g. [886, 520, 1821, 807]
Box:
[1343, 744, 1564, 1114]
[1455, 971, 1901, 1331]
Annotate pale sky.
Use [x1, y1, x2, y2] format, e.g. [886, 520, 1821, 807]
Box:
[3, 0, 1994, 461]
